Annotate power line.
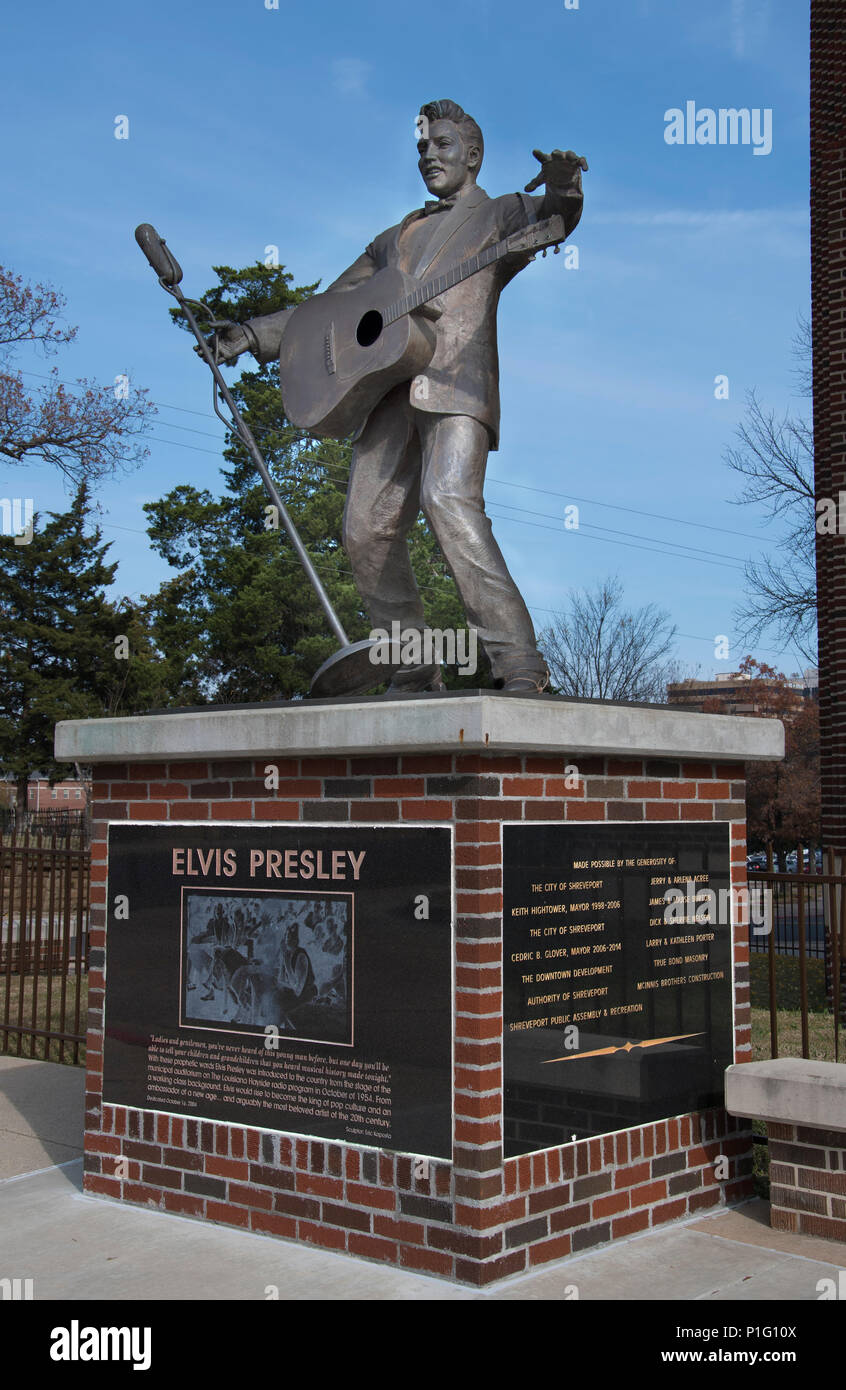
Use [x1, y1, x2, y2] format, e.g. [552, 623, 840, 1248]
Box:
[148, 402, 770, 543]
[88, 517, 786, 656]
[6, 372, 805, 666]
[487, 479, 766, 543]
[120, 429, 750, 573]
[489, 499, 748, 563]
[139, 427, 753, 569]
[17, 366, 775, 543]
[485, 510, 745, 571]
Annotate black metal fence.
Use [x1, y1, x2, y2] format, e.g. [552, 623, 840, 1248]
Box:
[0, 808, 89, 837]
[26, 809, 88, 835]
[748, 845, 845, 1063]
[0, 830, 90, 1064]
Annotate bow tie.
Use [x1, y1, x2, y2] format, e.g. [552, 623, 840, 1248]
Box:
[423, 197, 457, 215]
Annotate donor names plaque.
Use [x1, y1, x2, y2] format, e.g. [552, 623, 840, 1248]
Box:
[503, 824, 732, 1156]
[103, 824, 452, 1158]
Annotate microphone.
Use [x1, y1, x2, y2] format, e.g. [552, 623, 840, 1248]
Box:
[134, 224, 183, 287]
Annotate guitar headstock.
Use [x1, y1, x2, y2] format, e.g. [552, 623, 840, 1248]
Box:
[503, 214, 568, 258]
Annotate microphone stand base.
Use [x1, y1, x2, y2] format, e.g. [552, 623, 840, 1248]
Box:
[309, 639, 407, 699]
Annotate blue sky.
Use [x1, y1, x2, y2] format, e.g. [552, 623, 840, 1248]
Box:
[1, 0, 811, 679]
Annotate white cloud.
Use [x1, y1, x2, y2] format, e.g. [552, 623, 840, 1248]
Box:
[590, 206, 806, 230]
[731, 0, 772, 60]
[331, 58, 370, 97]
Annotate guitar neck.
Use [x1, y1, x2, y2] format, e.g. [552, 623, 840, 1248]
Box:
[383, 223, 553, 326]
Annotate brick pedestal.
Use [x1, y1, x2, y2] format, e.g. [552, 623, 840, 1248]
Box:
[726, 1057, 846, 1244]
[57, 694, 783, 1286]
[769, 1122, 846, 1240]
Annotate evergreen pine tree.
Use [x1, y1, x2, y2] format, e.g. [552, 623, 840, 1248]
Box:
[0, 482, 168, 813]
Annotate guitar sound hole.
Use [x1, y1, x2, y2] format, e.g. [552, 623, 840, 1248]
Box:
[356, 309, 383, 347]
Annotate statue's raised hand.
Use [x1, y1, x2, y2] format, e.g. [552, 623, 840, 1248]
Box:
[524, 149, 588, 196]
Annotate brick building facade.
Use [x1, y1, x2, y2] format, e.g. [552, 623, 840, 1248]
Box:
[812, 1, 846, 857]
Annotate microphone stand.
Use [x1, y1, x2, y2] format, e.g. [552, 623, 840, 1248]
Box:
[134, 223, 401, 698]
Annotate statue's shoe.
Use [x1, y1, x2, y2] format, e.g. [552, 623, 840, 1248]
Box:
[502, 669, 550, 694]
[387, 664, 446, 693]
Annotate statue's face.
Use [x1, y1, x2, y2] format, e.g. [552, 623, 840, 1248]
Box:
[417, 119, 477, 198]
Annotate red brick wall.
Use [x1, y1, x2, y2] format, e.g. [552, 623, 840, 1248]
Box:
[769, 1121, 846, 1243]
[83, 751, 753, 1286]
[812, 1, 846, 854]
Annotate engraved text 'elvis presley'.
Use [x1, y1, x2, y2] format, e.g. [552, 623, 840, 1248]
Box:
[171, 847, 366, 881]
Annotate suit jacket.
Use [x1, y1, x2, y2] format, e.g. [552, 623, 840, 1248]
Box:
[247, 181, 582, 451]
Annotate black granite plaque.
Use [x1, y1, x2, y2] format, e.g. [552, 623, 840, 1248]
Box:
[503, 824, 733, 1156]
[103, 823, 452, 1158]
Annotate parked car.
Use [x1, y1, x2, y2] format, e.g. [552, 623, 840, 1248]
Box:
[746, 851, 768, 870]
[784, 848, 823, 872]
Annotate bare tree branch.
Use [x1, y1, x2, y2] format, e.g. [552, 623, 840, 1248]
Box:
[725, 320, 816, 664]
[538, 575, 680, 702]
[0, 265, 155, 484]
[0, 266, 76, 355]
[791, 313, 813, 398]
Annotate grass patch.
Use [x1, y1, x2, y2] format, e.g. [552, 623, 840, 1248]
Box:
[750, 997, 842, 1199]
[749, 952, 828, 1012]
[751, 1006, 839, 1063]
[0, 973, 88, 1065]
[750, 953, 840, 1061]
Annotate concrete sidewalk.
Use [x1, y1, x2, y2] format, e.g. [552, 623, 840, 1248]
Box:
[1, 1056, 843, 1301]
[0, 1056, 85, 1179]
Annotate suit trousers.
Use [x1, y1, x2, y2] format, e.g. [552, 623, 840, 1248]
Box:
[342, 382, 547, 683]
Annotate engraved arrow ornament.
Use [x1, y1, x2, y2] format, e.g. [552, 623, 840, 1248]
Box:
[542, 1032, 705, 1065]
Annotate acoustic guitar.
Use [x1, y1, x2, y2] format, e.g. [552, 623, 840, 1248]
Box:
[278, 212, 569, 439]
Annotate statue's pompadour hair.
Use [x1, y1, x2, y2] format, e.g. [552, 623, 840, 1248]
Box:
[419, 99, 484, 171]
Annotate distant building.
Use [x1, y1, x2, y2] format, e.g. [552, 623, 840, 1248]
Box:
[667, 668, 819, 715]
[0, 775, 89, 811]
[28, 775, 88, 810]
